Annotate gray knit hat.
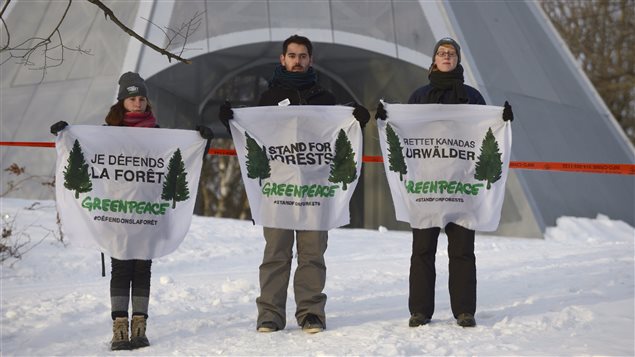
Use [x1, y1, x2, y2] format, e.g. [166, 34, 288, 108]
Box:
[117, 72, 147, 101]
[432, 37, 461, 64]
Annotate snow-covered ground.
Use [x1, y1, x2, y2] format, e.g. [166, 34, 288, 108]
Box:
[1, 198, 633, 356]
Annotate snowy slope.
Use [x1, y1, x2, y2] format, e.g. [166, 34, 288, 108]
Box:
[1, 198, 633, 356]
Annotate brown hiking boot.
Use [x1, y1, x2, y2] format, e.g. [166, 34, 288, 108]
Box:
[111, 317, 131, 350]
[130, 315, 150, 349]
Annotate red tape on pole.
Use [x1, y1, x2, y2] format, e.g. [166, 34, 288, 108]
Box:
[2, 142, 634, 175]
[0, 141, 55, 148]
[508, 161, 635, 175]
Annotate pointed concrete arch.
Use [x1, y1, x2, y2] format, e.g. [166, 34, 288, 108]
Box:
[2, 1, 631, 237]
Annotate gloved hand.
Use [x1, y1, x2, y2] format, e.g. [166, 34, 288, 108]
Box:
[196, 125, 214, 162]
[218, 101, 234, 130]
[503, 101, 514, 122]
[352, 103, 370, 129]
[50, 121, 69, 135]
[375, 102, 387, 120]
[196, 125, 214, 140]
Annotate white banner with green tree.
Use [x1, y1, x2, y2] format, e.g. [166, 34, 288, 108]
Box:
[231, 106, 362, 230]
[54, 126, 206, 259]
[378, 103, 511, 231]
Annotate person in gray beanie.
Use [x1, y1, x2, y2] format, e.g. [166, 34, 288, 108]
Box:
[409, 36, 481, 105]
[50, 70, 214, 351]
[375, 36, 514, 330]
[406, 37, 484, 329]
[117, 71, 148, 101]
[432, 37, 461, 66]
[105, 71, 213, 350]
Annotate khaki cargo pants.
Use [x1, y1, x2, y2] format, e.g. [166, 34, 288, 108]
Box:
[256, 227, 328, 329]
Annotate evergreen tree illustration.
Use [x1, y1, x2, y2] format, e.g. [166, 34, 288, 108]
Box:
[328, 129, 357, 190]
[386, 123, 408, 181]
[245, 132, 270, 186]
[474, 127, 503, 189]
[63, 139, 93, 198]
[161, 148, 190, 208]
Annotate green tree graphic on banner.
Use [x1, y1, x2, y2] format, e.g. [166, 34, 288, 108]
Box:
[245, 132, 270, 187]
[328, 129, 357, 190]
[63, 139, 93, 198]
[474, 127, 503, 189]
[386, 123, 408, 181]
[161, 148, 190, 208]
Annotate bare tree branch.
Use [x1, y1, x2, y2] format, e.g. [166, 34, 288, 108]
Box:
[542, 0, 635, 144]
[1, 210, 62, 266]
[1, 0, 199, 79]
[85, 0, 192, 64]
[0, 0, 92, 79]
[0, 0, 11, 51]
[0, 17, 9, 51]
[0, 0, 11, 18]
[141, 10, 204, 59]
[2, 163, 55, 198]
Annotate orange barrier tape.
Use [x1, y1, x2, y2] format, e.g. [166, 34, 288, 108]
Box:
[2, 142, 633, 175]
[0, 141, 55, 148]
[209, 148, 237, 156]
[362, 155, 384, 163]
[509, 161, 635, 175]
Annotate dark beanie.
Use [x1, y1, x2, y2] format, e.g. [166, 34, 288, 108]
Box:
[117, 72, 147, 101]
[432, 37, 461, 64]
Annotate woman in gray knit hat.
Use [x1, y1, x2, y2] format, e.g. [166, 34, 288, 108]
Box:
[105, 72, 154, 127]
[405, 38, 484, 329]
[408, 38, 514, 328]
[105, 72, 156, 351]
[376, 37, 513, 329]
[105, 72, 213, 350]
[50, 71, 213, 351]
[50, 72, 156, 350]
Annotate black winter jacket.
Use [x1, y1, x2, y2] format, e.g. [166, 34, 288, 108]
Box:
[408, 84, 486, 105]
[258, 82, 336, 106]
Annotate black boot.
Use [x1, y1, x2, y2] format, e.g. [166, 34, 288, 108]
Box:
[301, 314, 324, 334]
[456, 313, 476, 327]
[409, 313, 431, 327]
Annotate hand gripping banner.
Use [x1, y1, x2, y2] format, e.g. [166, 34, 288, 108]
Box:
[378, 103, 512, 231]
[55, 125, 206, 259]
[231, 106, 362, 230]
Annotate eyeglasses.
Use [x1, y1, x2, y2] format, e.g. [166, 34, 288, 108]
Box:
[436, 51, 457, 58]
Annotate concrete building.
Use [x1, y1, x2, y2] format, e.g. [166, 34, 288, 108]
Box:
[2, 1, 633, 237]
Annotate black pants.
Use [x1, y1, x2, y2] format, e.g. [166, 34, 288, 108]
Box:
[110, 258, 152, 320]
[408, 223, 476, 319]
